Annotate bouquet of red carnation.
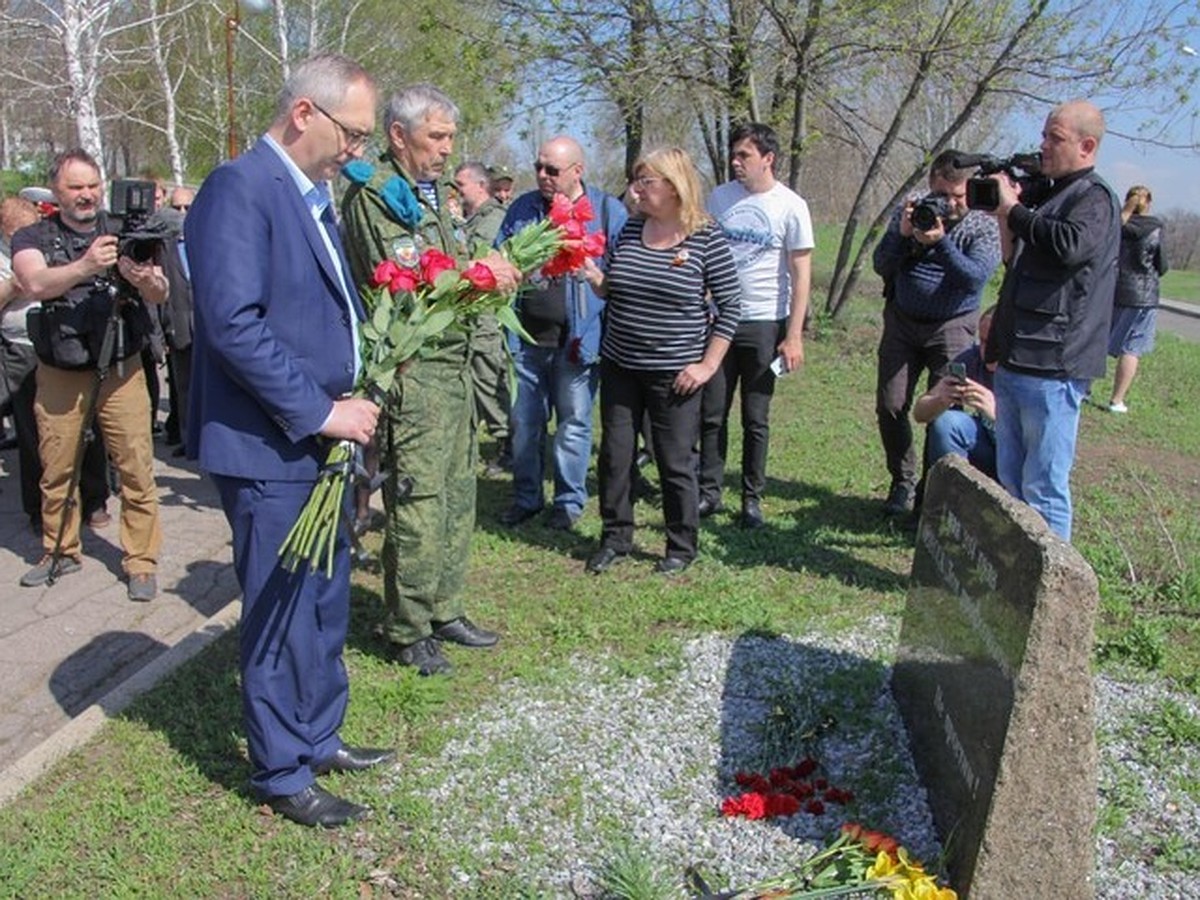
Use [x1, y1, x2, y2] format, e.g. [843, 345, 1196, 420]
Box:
[279, 201, 606, 576]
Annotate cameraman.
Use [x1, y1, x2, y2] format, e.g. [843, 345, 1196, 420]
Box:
[872, 150, 1001, 516]
[983, 99, 1120, 542]
[11, 149, 168, 600]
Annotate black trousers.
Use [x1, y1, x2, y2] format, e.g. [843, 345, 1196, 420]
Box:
[699, 319, 784, 504]
[875, 304, 976, 491]
[598, 359, 702, 562]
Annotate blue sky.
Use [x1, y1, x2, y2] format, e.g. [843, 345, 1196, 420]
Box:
[1102, 132, 1199, 214]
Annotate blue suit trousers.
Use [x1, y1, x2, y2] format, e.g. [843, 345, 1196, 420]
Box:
[214, 474, 350, 798]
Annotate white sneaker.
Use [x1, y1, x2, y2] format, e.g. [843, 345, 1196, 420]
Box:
[1108, 402, 1128, 414]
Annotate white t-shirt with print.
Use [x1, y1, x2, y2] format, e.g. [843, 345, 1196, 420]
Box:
[707, 180, 814, 321]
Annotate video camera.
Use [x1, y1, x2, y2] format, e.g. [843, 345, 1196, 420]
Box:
[954, 152, 1049, 212]
[108, 179, 164, 263]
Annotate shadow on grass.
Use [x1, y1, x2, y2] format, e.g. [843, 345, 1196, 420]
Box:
[473, 458, 914, 592]
[117, 630, 251, 798]
[702, 475, 914, 593]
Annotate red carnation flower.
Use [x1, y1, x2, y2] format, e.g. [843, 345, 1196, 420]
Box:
[572, 195, 595, 223]
[389, 266, 419, 293]
[548, 194, 574, 226]
[765, 793, 800, 817]
[461, 262, 498, 292]
[371, 259, 402, 289]
[796, 758, 818, 777]
[815, 777, 828, 791]
[418, 248, 458, 285]
[582, 231, 606, 258]
[804, 798, 826, 816]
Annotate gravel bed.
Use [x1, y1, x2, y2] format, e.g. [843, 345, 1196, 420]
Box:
[387, 623, 1199, 898]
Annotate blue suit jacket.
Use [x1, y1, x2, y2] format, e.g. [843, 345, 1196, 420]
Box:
[185, 139, 363, 481]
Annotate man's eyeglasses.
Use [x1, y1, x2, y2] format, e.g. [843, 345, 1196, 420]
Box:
[534, 161, 570, 177]
[170, 204, 190, 211]
[311, 100, 371, 150]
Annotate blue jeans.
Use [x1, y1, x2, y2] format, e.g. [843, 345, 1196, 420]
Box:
[510, 344, 599, 517]
[927, 410, 996, 480]
[993, 368, 1089, 541]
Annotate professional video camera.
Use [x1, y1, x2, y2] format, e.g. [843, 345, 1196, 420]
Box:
[953, 152, 1049, 212]
[108, 178, 173, 262]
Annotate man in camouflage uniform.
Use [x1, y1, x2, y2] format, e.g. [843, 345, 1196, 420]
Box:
[342, 84, 518, 676]
[454, 161, 511, 475]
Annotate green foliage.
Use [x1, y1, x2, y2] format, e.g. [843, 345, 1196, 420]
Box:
[1096, 620, 1166, 671]
[595, 838, 677, 900]
[1160, 269, 1200, 304]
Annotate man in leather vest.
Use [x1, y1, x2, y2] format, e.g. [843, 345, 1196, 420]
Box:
[984, 99, 1120, 541]
[11, 149, 169, 597]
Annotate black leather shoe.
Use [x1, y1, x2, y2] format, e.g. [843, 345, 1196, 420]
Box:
[432, 617, 499, 648]
[546, 506, 579, 531]
[654, 555, 692, 575]
[698, 496, 724, 518]
[397, 637, 452, 675]
[312, 746, 397, 776]
[266, 784, 369, 827]
[586, 546, 628, 575]
[741, 498, 765, 529]
[499, 504, 541, 526]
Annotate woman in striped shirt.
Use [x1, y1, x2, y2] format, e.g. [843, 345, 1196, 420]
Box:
[581, 147, 742, 575]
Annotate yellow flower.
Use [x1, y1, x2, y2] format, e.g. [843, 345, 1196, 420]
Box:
[867, 850, 901, 881]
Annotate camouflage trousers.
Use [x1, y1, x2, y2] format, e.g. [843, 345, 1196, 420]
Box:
[381, 354, 477, 646]
[469, 313, 510, 440]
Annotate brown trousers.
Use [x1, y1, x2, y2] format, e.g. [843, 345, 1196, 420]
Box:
[35, 362, 161, 574]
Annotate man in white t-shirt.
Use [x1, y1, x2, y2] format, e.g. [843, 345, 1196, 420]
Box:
[699, 122, 814, 528]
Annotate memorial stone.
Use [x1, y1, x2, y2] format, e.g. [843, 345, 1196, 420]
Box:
[892, 455, 1098, 898]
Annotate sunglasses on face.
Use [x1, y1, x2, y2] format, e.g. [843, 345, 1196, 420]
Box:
[534, 161, 569, 177]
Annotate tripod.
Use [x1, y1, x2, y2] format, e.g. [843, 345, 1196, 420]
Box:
[44, 284, 129, 586]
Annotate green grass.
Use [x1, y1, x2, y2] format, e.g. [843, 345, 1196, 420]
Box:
[0, 304, 1198, 896]
[1161, 268, 1200, 305]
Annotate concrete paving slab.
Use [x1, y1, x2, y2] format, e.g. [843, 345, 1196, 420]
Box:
[0, 432, 241, 806]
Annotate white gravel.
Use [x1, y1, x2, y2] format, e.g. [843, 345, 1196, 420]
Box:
[384, 622, 1200, 898]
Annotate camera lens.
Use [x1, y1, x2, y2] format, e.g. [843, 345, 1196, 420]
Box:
[911, 197, 944, 232]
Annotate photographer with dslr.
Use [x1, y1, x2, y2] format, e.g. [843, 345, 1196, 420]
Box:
[872, 150, 1001, 516]
[982, 99, 1120, 542]
[11, 149, 168, 599]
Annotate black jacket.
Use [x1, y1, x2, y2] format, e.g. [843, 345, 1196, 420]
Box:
[1115, 214, 1168, 308]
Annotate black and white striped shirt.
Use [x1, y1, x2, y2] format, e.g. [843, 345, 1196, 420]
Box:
[600, 219, 742, 371]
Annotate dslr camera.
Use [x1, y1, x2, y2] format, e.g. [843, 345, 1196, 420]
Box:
[910, 194, 953, 232]
[953, 152, 1048, 211]
[108, 179, 161, 262]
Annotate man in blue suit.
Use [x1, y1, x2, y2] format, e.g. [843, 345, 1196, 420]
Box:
[186, 54, 392, 828]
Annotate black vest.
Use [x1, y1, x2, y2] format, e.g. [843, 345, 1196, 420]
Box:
[21, 213, 152, 370]
[992, 172, 1119, 380]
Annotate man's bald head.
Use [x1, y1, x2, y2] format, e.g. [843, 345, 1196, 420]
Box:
[534, 136, 586, 201]
[1040, 99, 1105, 178]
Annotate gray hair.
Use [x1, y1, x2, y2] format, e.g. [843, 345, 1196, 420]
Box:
[384, 83, 459, 135]
[454, 161, 490, 185]
[275, 54, 374, 122]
